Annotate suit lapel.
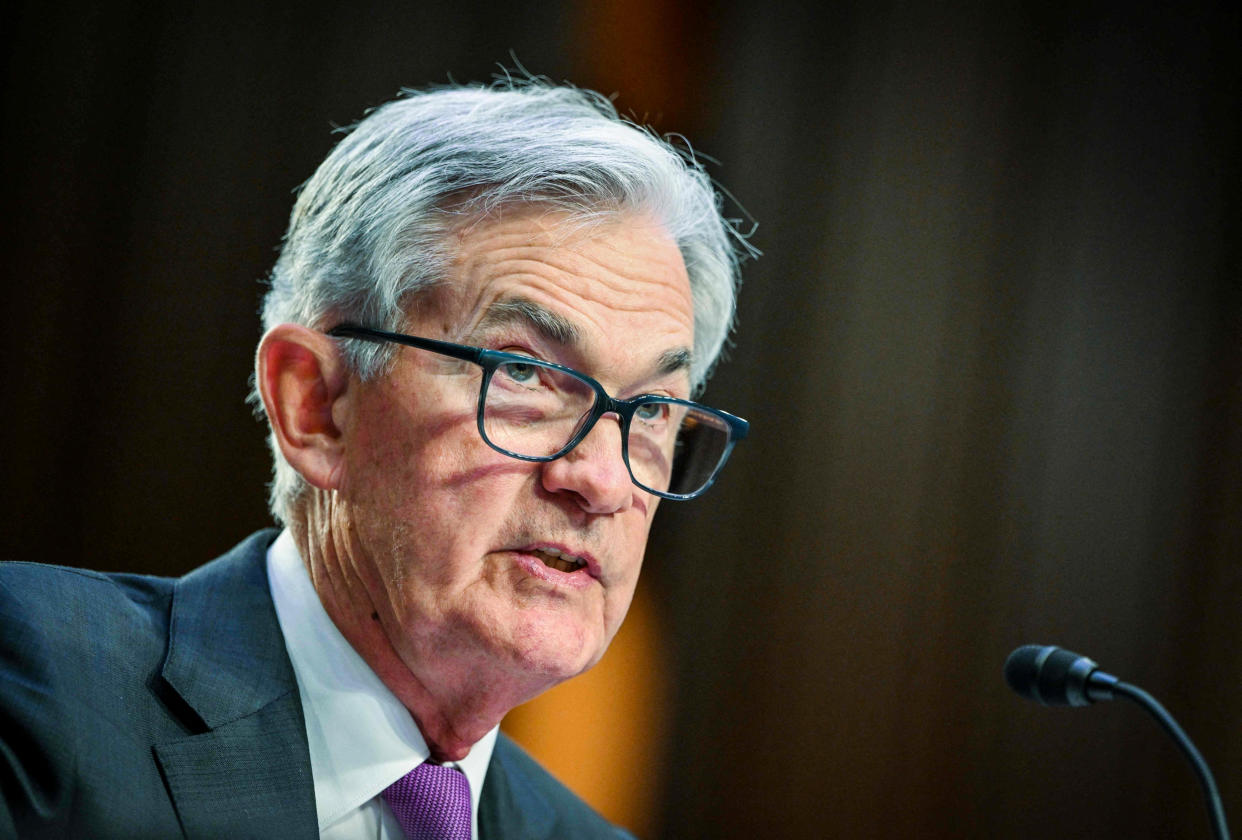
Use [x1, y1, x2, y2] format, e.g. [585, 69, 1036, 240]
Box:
[478, 734, 558, 840]
[154, 697, 316, 839]
[153, 530, 318, 839]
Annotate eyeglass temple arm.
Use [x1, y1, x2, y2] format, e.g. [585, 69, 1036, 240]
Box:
[327, 324, 487, 365]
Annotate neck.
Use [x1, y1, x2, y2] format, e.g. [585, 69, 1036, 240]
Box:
[291, 497, 547, 761]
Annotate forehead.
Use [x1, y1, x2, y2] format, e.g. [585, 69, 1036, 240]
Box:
[422, 206, 695, 380]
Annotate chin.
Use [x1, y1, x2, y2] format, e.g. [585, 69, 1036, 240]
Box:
[506, 616, 607, 683]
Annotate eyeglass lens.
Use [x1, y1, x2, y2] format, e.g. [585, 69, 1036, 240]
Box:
[481, 358, 732, 496]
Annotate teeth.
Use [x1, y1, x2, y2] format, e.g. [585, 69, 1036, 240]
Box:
[533, 548, 586, 573]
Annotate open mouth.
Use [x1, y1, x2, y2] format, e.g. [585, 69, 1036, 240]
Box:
[531, 547, 588, 574]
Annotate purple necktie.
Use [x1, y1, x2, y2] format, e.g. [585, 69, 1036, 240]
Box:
[382, 762, 472, 840]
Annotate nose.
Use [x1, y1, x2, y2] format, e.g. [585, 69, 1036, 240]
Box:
[540, 414, 634, 514]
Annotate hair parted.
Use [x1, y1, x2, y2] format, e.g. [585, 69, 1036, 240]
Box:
[255, 75, 756, 524]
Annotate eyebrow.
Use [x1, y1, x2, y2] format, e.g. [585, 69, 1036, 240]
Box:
[476, 295, 694, 381]
[655, 346, 693, 377]
[476, 297, 580, 347]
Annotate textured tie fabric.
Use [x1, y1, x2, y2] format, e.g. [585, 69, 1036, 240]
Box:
[382, 762, 472, 840]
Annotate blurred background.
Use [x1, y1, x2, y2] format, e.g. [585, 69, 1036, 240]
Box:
[2, 1, 1239, 836]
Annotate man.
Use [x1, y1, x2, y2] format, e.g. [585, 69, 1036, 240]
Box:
[0, 80, 751, 839]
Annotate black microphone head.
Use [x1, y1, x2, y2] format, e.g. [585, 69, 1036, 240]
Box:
[1004, 645, 1099, 707]
[1004, 645, 1052, 699]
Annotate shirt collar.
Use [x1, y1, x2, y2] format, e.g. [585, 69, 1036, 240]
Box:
[266, 528, 498, 833]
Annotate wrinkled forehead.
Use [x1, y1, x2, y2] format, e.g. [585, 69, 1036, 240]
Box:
[411, 201, 687, 323]
[441, 194, 660, 257]
[411, 203, 695, 386]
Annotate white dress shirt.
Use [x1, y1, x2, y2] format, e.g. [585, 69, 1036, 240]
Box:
[266, 529, 498, 839]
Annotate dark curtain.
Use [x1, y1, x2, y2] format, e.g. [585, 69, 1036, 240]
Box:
[3, 2, 1238, 837]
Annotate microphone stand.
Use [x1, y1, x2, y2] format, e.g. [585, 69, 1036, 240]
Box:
[1107, 679, 1230, 840]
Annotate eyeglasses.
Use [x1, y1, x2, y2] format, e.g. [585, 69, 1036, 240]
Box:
[328, 324, 748, 500]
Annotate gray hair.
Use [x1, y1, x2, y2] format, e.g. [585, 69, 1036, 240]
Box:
[255, 79, 754, 524]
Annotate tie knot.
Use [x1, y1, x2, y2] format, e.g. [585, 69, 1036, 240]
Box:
[383, 762, 472, 840]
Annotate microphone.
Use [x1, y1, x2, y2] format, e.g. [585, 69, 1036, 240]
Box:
[1003, 644, 1118, 706]
[1004, 645, 1231, 840]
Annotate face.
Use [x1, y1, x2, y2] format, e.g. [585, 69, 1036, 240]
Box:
[336, 207, 695, 697]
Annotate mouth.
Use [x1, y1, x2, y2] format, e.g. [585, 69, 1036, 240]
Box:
[506, 541, 602, 586]
[530, 546, 589, 574]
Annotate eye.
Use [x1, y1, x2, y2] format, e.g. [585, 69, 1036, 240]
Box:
[635, 401, 668, 422]
[499, 361, 539, 384]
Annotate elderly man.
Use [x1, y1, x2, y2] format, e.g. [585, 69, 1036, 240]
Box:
[0, 80, 750, 839]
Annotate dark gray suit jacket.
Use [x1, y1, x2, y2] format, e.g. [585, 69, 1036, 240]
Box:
[0, 530, 633, 839]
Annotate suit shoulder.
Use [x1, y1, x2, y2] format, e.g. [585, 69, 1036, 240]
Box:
[487, 734, 636, 839]
[0, 563, 179, 708]
[0, 561, 173, 628]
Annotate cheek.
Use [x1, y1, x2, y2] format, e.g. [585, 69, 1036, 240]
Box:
[602, 521, 652, 626]
[343, 401, 506, 585]
[349, 388, 489, 504]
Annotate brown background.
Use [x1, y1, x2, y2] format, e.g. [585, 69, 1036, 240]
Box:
[2, 1, 1239, 837]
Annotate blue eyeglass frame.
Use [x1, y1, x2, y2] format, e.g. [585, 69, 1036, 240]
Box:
[327, 324, 749, 500]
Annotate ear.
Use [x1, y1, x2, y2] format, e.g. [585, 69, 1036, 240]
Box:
[256, 323, 352, 491]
